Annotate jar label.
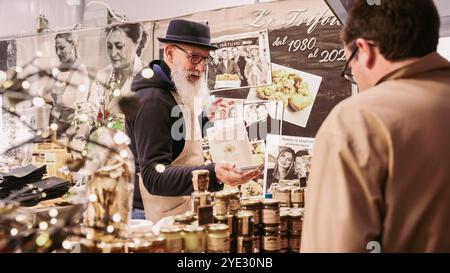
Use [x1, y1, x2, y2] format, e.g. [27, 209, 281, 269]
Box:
[207, 237, 230, 252]
[292, 221, 303, 232]
[262, 209, 280, 224]
[263, 236, 280, 251]
[292, 192, 304, 203]
[166, 238, 182, 253]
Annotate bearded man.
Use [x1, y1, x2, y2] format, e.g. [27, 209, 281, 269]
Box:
[126, 19, 260, 222]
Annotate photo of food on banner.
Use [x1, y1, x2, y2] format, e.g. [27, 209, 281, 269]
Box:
[247, 63, 322, 128]
[263, 134, 314, 195]
[207, 30, 272, 93]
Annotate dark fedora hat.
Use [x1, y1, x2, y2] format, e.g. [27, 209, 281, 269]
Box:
[158, 19, 218, 50]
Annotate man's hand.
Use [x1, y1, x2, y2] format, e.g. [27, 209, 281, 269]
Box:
[215, 163, 262, 187]
[206, 98, 235, 122]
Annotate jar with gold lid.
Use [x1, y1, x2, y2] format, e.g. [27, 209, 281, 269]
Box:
[213, 191, 231, 215]
[206, 223, 230, 253]
[174, 211, 195, 226]
[96, 239, 126, 253]
[236, 211, 254, 237]
[280, 231, 289, 253]
[261, 199, 280, 226]
[126, 237, 152, 253]
[191, 191, 212, 215]
[237, 236, 254, 253]
[280, 208, 289, 232]
[262, 226, 280, 253]
[182, 225, 206, 253]
[274, 186, 291, 207]
[147, 235, 167, 253]
[214, 213, 236, 237]
[192, 170, 210, 192]
[240, 199, 261, 225]
[160, 226, 183, 253]
[291, 187, 305, 208]
[288, 209, 303, 234]
[224, 188, 241, 213]
[289, 231, 301, 252]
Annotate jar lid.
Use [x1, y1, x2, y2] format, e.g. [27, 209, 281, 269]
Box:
[191, 191, 211, 198]
[262, 199, 280, 205]
[183, 225, 205, 233]
[276, 186, 292, 193]
[160, 225, 182, 234]
[291, 187, 302, 192]
[236, 211, 254, 219]
[240, 199, 260, 206]
[280, 209, 289, 217]
[288, 210, 302, 217]
[207, 223, 229, 232]
[214, 213, 233, 221]
[214, 191, 231, 198]
[127, 237, 151, 248]
[263, 226, 280, 232]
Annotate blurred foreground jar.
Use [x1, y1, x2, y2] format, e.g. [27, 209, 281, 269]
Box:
[182, 225, 206, 253]
[160, 226, 183, 253]
[82, 128, 135, 237]
[207, 224, 230, 253]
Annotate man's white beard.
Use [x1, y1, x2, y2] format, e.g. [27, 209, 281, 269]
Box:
[171, 66, 209, 114]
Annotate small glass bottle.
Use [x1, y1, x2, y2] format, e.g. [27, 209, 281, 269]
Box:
[206, 223, 230, 253]
[192, 169, 210, 192]
[191, 191, 212, 215]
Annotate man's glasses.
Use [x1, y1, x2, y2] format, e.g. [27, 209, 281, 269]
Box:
[172, 44, 213, 65]
[341, 42, 376, 84]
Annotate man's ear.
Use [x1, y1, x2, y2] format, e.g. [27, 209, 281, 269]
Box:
[164, 45, 175, 64]
[355, 38, 377, 69]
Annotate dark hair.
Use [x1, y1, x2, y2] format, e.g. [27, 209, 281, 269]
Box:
[105, 23, 149, 57]
[295, 150, 308, 158]
[342, 0, 440, 61]
[272, 147, 295, 180]
[55, 32, 77, 57]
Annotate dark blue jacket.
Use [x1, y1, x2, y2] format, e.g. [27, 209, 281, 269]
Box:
[126, 60, 222, 210]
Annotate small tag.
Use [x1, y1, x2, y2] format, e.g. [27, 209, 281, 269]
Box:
[198, 205, 213, 226]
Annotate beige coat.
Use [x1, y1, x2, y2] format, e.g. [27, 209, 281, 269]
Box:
[301, 53, 450, 253]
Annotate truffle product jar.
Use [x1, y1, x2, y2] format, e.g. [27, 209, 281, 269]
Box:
[160, 226, 183, 253]
[191, 191, 212, 215]
[289, 231, 301, 252]
[240, 199, 261, 225]
[192, 170, 210, 192]
[261, 199, 280, 225]
[262, 226, 281, 253]
[288, 209, 303, 234]
[274, 186, 291, 207]
[214, 213, 236, 237]
[182, 225, 206, 253]
[224, 188, 241, 213]
[206, 224, 230, 253]
[214, 191, 231, 215]
[237, 236, 254, 253]
[291, 187, 305, 208]
[236, 211, 254, 237]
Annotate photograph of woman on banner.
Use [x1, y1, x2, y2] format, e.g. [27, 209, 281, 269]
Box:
[266, 146, 296, 194]
[245, 45, 267, 86]
[51, 32, 91, 150]
[88, 23, 148, 129]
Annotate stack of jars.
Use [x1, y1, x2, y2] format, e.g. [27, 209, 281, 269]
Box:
[191, 170, 213, 218]
[213, 188, 240, 252]
[273, 185, 306, 208]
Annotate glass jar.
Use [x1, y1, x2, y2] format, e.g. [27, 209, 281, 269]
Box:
[280, 231, 289, 253]
[262, 226, 281, 253]
[274, 186, 291, 207]
[224, 188, 241, 213]
[147, 235, 167, 253]
[236, 211, 254, 237]
[280, 208, 289, 233]
[160, 226, 183, 253]
[191, 191, 212, 215]
[253, 234, 261, 253]
[192, 170, 210, 192]
[288, 209, 303, 234]
[214, 191, 231, 215]
[289, 231, 301, 252]
[214, 213, 236, 237]
[206, 224, 230, 253]
[174, 211, 195, 226]
[291, 187, 305, 208]
[261, 199, 280, 225]
[182, 225, 206, 253]
[126, 237, 152, 253]
[237, 236, 254, 253]
[96, 239, 125, 253]
[240, 199, 261, 225]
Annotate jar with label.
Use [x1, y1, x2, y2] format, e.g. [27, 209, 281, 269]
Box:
[206, 223, 230, 253]
[126, 237, 152, 253]
[182, 225, 205, 253]
[214, 191, 231, 215]
[274, 186, 291, 207]
[291, 187, 305, 208]
[236, 211, 254, 237]
[214, 213, 236, 237]
[191, 191, 212, 215]
[280, 209, 289, 232]
[262, 199, 280, 226]
[174, 211, 194, 226]
[289, 231, 301, 252]
[288, 209, 303, 234]
[192, 170, 209, 192]
[240, 199, 261, 225]
[262, 226, 280, 253]
[280, 231, 289, 253]
[237, 236, 254, 253]
[147, 235, 167, 253]
[160, 226, 183, 253]
[224, 188, 240, 213]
